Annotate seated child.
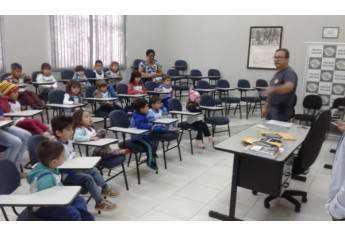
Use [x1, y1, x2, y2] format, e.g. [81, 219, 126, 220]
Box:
[92, 79, 124, 117]
[105, 61, 123, 90]
[130, 98, 158, 170]
[26, 140, 94, 221]
[91, 60, 105, 79]
[51, 115, 118, 211]
[4, 62, 43, 109]
[72, 65, 90, 90]
[128, 70, 147, 95]
[0, 81, 50, 136]
[186, 90, 216, 148]
[146, 96, 179, 133]
[36, 63, 57, 101]
[72, 109, 129, 163]
[154, 75, 173, 111]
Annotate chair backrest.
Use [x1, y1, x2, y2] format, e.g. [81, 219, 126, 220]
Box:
[27, 135, 49, 166]
[61, 70, 74, 80]
[255, 79, 268, 87]
[294, 109, 331, 174]
[174, 60, 188, 71]
[84, 69, 93, 78]
[196, 80, 211, 89]
[303, 94, 322, 110]
[145, 81, 159, 91]
[85, 85, 97, 98]
[331, 97, 345, 109]
[168, 98, 182, 111]
[190, 69, 202, 77]
[109, 110, 130, 128]
[0, 73, 11, 81]
[200, 95, 216, 107]
[167, 68, 181, 77]
[48, 89, 65, 104]
[237, 79, 251, 88]
[132, 59, 143, 71]
[116, 83, 128, 94]
[216, 79, 230, 88]
[0, 159, 20, 195]
[31, 71, 41, 82]
[208, 69, 221, 81]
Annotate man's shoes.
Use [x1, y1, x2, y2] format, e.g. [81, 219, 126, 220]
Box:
[95, 199, 117, 211]
[101, 188, 120, 198]
[148, 162, 159, 170]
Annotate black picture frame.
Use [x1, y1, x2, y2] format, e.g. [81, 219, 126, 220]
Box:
[247, 26, 283, 70]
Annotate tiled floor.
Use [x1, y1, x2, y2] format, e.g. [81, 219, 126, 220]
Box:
[0, 108, 339, 222]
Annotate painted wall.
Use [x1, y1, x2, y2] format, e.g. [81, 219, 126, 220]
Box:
[2, 15, 345, 111]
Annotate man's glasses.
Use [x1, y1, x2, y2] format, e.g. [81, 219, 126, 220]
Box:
[273, 56, 288, 60]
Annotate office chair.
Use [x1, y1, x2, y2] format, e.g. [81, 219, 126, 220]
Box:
[131, 59, 143, 71]
[189, 69, 204, 89]
[60, 70, 74, 84]
[47, 89, 65, 118]
[109, 110, 154, 184]
[84, 69, 94, 78]
[0, 72, 11, 81]
[216, 79, 242, 118]
[168, 98, 199, 155]
[167, 69, 189, 100]
[237, 79, 262, 119]
[26, 135, 48, 169]
[145, 81, 159, 98]
[0, 159, 44, 221]
[173, 60, 189, 86]
[263, 109, 331, 212]
[207, 69, 221, 88]
[293, 94, 322, 126]
[200, 95, 231, 139]
[255, 79, 269, 102]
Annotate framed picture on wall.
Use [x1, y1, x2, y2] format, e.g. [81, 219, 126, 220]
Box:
[322, 27, 339, 39]
[247, 26, 283, 70]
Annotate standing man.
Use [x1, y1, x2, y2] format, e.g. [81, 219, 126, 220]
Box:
[262, 48, 298, 121]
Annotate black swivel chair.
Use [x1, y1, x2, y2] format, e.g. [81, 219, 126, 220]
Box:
[145, 81, 159, 98]
[131, 59, 143, 71]
[189, 69, 204, 89]
[207, 69, 221, 88]
[293, 94, 322, 125]
[255, 79, 269, 102]
[263, 109, 331, 212]
[167, 69, 190, 100]
[173, 60, 189, 86]
[60, 70, 75, 84]
[237, 79, 262, 119]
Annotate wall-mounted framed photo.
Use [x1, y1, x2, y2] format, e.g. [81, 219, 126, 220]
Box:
[322, 27, 339, 39]
[247, 26, 283, 70]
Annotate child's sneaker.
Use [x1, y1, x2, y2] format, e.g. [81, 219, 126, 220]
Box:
[208, 136, 217, 144]
[101, 188, 120, 198]
[95, 199, 117, 211]
[196, 140, 205, 148]
[119, 149, 130, 155]
[169, 126, 181, 133]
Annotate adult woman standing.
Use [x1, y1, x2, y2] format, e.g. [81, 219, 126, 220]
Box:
[138, 49, 164, 83]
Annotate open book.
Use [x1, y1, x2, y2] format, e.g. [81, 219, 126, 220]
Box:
[242, 139, 283, 159]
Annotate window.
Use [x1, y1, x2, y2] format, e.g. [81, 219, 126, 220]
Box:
[0, 16, 5, 73]
[50, 15, 126, 70]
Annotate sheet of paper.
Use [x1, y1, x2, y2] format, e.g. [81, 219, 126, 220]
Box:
[266, 120, 294, 128]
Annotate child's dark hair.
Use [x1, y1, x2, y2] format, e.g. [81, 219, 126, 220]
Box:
[72, 109, 90, 130]
[131, 98, 148, 112]
[10, 63, 22, 71]
[65, 80, 81, 94]
[149, 96, 161, 108]
[146, 49, 155, 56]
[51, 115, 74, 138]
[95, 60, 103, 66]
[41, 63, 52, 71]
[96, 79, 107, 88]
[162, 75, 170, 82]
[129, 70, 142, 84]
[37, 140, 64, 167]
[110, 61, 119, 67]
[75, 65, 85, 72]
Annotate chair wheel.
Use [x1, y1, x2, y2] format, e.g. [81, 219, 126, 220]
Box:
[252, 191, 258, 195]
[302, 196, 307, 203]
[295, 207, 300, 213]
[264, 202, 270, 209]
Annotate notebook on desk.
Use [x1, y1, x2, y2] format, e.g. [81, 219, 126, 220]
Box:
[242, 140, 283, 159]
[258, 131, 295, 141]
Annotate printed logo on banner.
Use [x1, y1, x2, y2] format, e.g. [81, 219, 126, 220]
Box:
[321, 57, 336, 71]
[320, 70, 333, 82]
[335, 59, 345, 70]
[323, 45, 337, 58]
[336, 45, 345, 58]
[309, 58, 322, 69]
[333, 70, 345, 84]
[331, 83, 345, 95]
[306, 82, 319, 93]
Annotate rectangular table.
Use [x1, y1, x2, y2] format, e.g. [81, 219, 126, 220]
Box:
[59, 156, 101, 170]
[73, 138, 118, 156]
[0, 186, 81, 220]
[4, 110, 43, 119]
[0, 120, 13, 128]
[208, 121, 309, 221]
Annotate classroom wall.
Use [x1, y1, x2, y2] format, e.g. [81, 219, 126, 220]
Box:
[2, 15, 345, 111]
